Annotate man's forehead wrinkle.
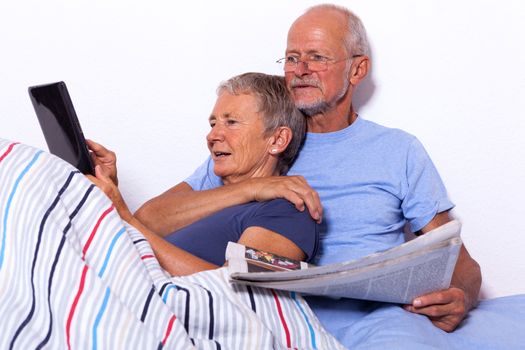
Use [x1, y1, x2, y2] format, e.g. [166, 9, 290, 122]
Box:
[288, 19, 346, 54]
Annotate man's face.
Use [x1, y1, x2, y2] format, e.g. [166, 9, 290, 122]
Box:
[285, 10, 352, 116]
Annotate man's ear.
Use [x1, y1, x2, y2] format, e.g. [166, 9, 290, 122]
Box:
[268, 127, 292, 155]
[349, 56, 370, 86]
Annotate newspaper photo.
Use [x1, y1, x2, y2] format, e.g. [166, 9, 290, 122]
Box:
[226, 220, 463, 304]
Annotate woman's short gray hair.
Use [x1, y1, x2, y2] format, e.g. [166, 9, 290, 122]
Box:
[217, 72, 305, 174]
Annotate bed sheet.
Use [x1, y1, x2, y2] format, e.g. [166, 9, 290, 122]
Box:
[0, 138, 343, 349]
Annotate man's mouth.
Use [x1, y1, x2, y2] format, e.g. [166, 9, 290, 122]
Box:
[293, 84, 316, 89]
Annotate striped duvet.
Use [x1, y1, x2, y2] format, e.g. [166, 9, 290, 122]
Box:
[0, 138, 344, 349]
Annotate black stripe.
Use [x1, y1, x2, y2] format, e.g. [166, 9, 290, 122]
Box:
[158, 282, 191, 333]
[176, 286, 190, 333]
[9, 171, 78, 349]
[246, 285, 257, 313]
[36, 183, 95, 349]
[158, 282, 171, 296]
[133, 238, 147, 244]
[206, 289, 214, 340]
[141, 285, 156, 322]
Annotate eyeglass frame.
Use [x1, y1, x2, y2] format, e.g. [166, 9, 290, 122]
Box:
[276, 54, 363, 72]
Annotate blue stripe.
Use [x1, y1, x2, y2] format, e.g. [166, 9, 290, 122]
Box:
[0, 150, 43, 269]
[291, 292, 317, 349]
[98, 227, 126, 277]
[92, 287, 111, 350]
[162, 284, 179, 303]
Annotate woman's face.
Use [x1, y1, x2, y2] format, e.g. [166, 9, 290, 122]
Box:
[207, 92, 277, 184]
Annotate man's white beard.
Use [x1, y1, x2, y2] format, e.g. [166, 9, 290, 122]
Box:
[297, 101, 330, 117]
[296, 79, 350, 117]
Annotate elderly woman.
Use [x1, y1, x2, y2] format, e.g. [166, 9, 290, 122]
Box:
[1, 73, 346, 349]
[89, 72, 318, 276]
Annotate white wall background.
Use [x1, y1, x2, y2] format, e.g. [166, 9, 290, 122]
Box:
[1, 0, 524, 299]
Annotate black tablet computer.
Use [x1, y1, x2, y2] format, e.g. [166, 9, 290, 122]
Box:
[28, 81, 95, 175]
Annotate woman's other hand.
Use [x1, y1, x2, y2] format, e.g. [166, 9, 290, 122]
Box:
[86, 165, 132, 222]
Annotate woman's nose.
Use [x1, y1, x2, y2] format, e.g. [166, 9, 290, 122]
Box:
[206, 125, 224, 143]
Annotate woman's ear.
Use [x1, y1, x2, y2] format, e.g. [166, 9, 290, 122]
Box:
[269, 127, 292, 155]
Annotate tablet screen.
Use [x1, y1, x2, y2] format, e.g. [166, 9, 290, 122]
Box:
[28, 81, 95, 175]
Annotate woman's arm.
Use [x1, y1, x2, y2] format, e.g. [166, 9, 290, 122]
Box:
[88, 165, 312, 275]
[87, 165, 217, 276]
[238, 226, 306, 262]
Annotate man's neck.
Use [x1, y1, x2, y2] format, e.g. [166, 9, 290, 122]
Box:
[306, 104, 357, 133]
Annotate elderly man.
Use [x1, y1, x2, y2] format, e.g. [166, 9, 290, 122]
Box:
[133, 4, 481, 348]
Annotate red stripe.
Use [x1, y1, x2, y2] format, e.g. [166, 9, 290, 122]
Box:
[82, 205, 114, 259]
[0, 142, 19, 163]
[271, 289, 291, 348]
[66, 265, 89, 350]
[161, 315, 178, 346]
[141, 254, 155, 260]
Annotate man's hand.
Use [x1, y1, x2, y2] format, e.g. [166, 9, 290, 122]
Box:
[86, 139, 118, 185]
[403, 287, 468, 332]
[404, 212, 481, 332]
[247, 175, 323, 223]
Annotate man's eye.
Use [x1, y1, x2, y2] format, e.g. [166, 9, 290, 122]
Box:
[286, 56, 299, 64]
[226, 119, 237, 125]
[310, 54, 328, 62]
[209, 122, 216, 128]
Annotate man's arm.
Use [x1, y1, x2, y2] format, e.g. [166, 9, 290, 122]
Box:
[404, 211, 482, 332]
[87, 166, 308, 276]
[134, 176, 323, 235]
[86, 140, 323, 236]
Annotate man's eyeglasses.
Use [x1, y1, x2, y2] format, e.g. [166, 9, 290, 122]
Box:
[276, 54, 362, 72]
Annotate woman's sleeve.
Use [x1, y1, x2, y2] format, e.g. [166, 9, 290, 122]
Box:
[247, 199, 319, 262]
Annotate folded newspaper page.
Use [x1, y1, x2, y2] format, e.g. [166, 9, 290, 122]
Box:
[226, 220, 462, 304]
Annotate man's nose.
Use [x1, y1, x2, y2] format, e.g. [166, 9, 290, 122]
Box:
[293, 61, 312, 76]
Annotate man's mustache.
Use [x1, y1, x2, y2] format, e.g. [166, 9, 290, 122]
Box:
[290, 78, 321, 88]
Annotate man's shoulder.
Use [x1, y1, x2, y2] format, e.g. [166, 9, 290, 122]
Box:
[360, 118, 416, 141]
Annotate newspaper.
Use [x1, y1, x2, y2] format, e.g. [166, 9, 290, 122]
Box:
[226, 220, 462, 304]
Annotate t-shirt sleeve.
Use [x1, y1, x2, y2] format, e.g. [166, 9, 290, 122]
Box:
[184, 156, 223, 190]
[402, 137, 455, 232]
[246, 199, 319, 262]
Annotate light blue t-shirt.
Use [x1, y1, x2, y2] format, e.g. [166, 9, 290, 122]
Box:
[185, 117, 456, 347]
[185, 117, 454, 266]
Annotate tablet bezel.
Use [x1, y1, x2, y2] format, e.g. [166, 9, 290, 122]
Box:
[28, 81, 95, 175]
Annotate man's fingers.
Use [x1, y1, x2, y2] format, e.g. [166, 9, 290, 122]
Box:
[404, 302, 455, 318]
[282, 191, 306, 212]
[252, 176, 323, 222]
[413, 288, 464, 308]
[404, 287, 467, 332]
[283, 177, 322, 222]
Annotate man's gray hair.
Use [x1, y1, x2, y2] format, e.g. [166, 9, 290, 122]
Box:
[306, 4, 371, 57]
[217, 72, 306, 175]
